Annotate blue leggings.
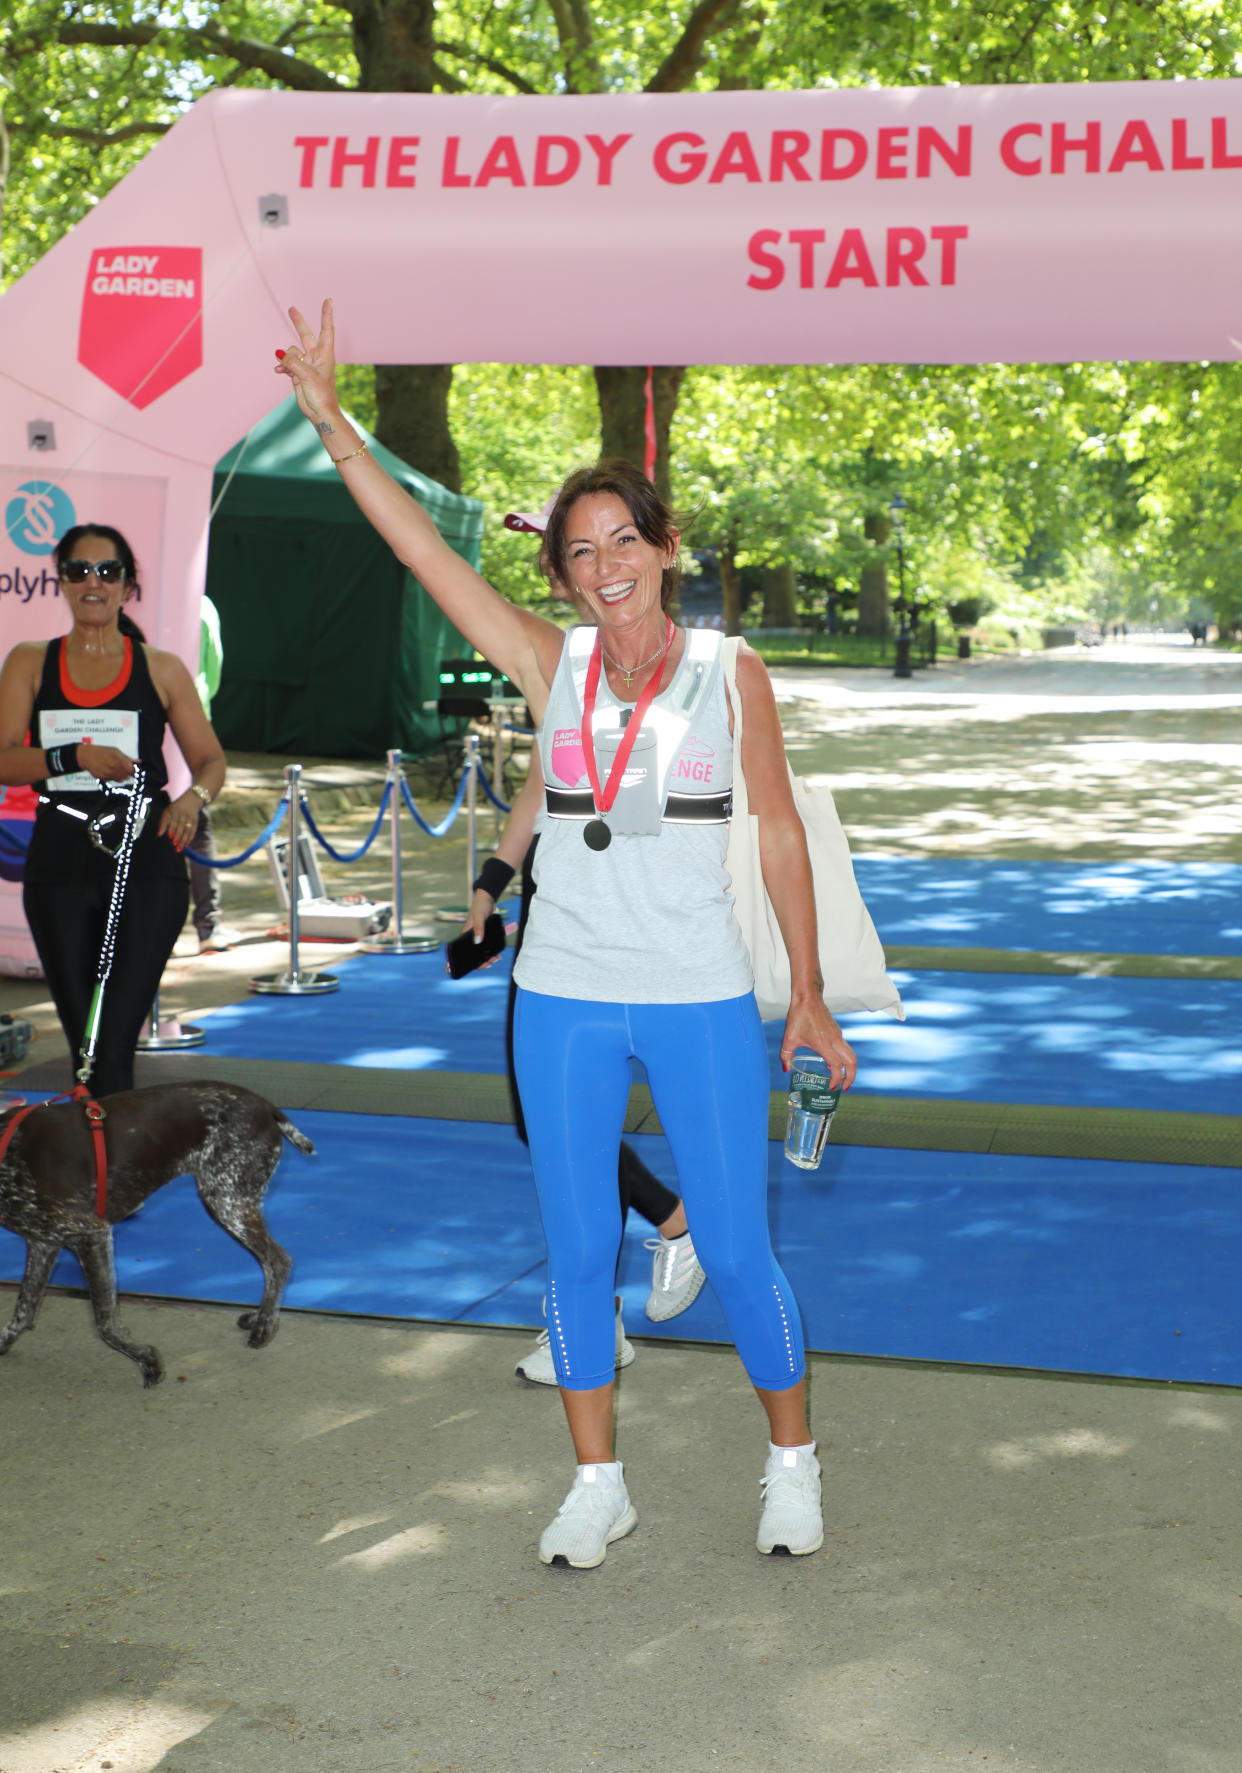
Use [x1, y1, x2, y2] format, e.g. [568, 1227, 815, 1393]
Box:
[512, 988, 805, 1393]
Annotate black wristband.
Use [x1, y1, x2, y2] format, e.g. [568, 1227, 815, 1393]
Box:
[45, 743, 79, 779]
[473, 856, 516, 900]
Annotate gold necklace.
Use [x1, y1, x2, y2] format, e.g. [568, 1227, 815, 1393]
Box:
[601, 625, 673, 689]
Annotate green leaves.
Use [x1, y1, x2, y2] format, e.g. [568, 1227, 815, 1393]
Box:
[6, 0, 1242, 629]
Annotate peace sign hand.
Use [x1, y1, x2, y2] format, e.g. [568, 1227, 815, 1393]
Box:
[275, 299, 339, 430]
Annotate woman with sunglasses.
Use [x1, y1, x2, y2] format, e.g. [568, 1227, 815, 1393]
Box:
[0, 523, 225, 1093]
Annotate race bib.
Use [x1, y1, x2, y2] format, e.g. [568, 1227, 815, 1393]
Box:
[38, 707, 139, 792]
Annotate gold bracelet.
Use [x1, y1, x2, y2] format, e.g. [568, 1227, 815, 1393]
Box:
[330, 441, 369, 468]
[189, 782, 212, 806]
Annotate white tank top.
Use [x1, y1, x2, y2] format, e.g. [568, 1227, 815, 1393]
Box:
[513, 626, 754, 1005]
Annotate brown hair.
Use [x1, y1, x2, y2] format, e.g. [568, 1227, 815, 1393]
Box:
[543, 459, 682, 612]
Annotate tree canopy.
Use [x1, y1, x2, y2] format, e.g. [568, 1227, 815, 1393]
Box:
[4, 0, 1242, 632]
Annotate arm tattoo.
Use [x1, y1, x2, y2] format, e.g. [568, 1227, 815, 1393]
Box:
[315, 420, 335, 436]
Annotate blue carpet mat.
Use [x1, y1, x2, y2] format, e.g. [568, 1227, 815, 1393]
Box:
[852, 858, 1242, 954]
[193, 952, 1242, 1116]
[4, 1112, 1235, 1386]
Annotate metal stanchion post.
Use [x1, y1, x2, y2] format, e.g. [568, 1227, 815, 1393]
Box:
[491, 698, 506, 846]
[250, 763, 339, 995]
[363, 750, 438, 954]
[436, 733, 480, 923]
[136, 983, 205, 1051]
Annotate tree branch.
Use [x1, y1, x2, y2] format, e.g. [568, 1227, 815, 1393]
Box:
[54, 22, 347, 92]
[432, 38, 539, 95]
[646, 0, 746, 92]
[30, 119, 172, 145]
[547, 0, 603, 93]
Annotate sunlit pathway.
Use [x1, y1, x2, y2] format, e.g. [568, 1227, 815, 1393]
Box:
[772, 635, 1242, 862]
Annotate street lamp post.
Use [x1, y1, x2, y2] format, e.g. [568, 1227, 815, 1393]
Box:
[890, 493, 913, 680]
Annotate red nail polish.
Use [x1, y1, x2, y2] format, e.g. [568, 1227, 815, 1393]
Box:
[275, 348, 286, 359]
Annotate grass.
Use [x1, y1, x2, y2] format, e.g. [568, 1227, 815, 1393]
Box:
[743, 629, 949, 669]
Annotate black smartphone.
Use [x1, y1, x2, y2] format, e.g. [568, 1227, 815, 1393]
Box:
[445, 913, 507, 979]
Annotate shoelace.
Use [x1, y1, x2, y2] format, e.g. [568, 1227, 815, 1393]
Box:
[558, 1478, 623, 1521]
[760, 1462, 817, 1503]
[644, 1237, 693, 1289]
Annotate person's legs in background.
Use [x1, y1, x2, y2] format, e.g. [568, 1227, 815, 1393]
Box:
[189, 804, 241, 953]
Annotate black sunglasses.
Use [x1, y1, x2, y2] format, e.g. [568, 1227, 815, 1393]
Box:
[60, 558, 127, 584]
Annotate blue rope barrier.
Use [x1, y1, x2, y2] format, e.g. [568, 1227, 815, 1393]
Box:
[298, 781, 392, 864]
[185, 793, 290, 868]
[474, 762, 511, 815]
[400, 766, 471, 837]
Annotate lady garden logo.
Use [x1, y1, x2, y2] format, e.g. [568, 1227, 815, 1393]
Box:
[78, 246, 203, 408]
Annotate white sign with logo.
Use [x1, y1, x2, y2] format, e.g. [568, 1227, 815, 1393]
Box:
[38, 708, 139, 792]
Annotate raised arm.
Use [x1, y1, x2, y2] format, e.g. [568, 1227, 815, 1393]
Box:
[276, 301, 564, 722]
[734, 645, 857, 1089]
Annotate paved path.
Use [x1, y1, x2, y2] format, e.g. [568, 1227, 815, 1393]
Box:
[775, 636, 1242, 863]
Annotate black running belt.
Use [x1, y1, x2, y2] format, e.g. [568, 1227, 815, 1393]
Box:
[544, 786, 732, 824]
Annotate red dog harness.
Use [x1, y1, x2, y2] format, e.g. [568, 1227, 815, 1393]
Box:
[0, 1085, 109, 1216]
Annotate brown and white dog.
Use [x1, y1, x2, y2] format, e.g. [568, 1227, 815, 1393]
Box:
[0, 1081, 311, 1386]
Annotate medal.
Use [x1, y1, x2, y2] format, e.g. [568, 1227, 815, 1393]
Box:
[584, 819, 612, 851]
[580, 618, 675, 851]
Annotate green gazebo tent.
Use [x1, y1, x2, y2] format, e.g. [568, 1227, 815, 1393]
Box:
[206, 397, 483, 758]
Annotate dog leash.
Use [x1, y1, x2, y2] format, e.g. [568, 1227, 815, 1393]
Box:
[75, 763, 149, 1092]
[0, 769, 148, 1215]
[0, 1087, 109, 1217]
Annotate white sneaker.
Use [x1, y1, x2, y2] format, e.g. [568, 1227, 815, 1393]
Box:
[757, 1442, 823, 1556]
[539, 1462, 637, 1569]
[644, 1231, 706, 1322]
[515, 1297, 635, 1385]
[199, 924, 245, 953]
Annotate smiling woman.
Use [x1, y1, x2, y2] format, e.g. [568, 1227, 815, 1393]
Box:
[274, 297, 860, 1572]
[0, 523, 226, 1093]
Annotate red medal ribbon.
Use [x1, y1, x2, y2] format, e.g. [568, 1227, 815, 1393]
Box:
[581, 617, 675, 817]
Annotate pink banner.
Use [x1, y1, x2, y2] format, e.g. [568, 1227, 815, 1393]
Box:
[222, 83, 1242, 367]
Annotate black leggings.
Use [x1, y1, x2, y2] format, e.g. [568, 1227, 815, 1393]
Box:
[24, 872, 189, 1096]
[504, 836, 679, 1231]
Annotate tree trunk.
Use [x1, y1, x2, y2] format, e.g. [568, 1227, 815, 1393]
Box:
[346, 3, 461, 489]
[762, 562, 798, 628]
[720, 544, 742, 638]
[374, 364, 462, 493]
[856, 510, 892, 639]
[346, 0, 438, 93]
[593, 366, 685, 505]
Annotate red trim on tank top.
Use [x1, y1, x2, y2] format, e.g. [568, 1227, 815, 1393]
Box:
[58, 636, 134, 707]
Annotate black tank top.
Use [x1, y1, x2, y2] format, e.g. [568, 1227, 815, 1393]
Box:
[25, 636, 183, 883]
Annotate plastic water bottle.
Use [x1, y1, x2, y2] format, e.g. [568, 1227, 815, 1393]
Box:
[784, 1053, 842, 1170]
